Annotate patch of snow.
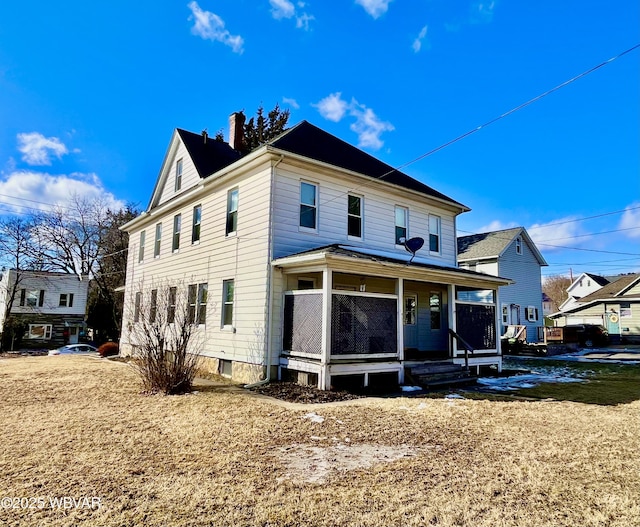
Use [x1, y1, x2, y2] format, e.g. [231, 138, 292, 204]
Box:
[302, 412, 325, 423]
[477, 371, 586, 391]
[445, 394, 465, 399]
[401, 385, 422, 392]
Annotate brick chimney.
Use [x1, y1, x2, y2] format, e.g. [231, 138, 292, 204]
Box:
[228, 111, 245, 151]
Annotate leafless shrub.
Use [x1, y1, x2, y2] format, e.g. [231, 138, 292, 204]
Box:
[127, 281, 204, 394]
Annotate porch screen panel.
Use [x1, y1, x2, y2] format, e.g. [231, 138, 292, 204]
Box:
[456, 304, 496, 350]
[283, 293, 322, 355]
[331, 294, 397, 355]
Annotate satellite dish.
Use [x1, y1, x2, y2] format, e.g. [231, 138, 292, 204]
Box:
[403, 237, 424, 263]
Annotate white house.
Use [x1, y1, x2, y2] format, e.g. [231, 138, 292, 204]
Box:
[457, 227, 547, 342]
[558, 272, 610, 312]
[119, 115, 510, 390]
[0, 269, 89, 349]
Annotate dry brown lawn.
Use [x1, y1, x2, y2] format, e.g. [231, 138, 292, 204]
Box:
[0, 356, 638, 527]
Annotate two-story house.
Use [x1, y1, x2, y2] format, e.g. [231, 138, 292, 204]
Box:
[0, 269, 89, 349]
[457, 227, 547, 343]
[558, 272, 610, 312]
[119, 115, 510, 390]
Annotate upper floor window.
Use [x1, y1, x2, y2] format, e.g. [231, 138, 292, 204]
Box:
[222, 279, 234, 327]
[20, 289, 44, 308]
[154, 223, 162, 257]
[172, 214, 181, 252]
[526, 306, 539, 322]
[192, 205, 202, 244]
[395, 206, 407, 244]
[347, 195, 362, 238]
[138, 230, 146, 263]
[429, 215, 441, 254]
[300, 182, 317, 230]
[59, 293, 74, 308]
[175, 159, 183, 192]
[515, 236, 522, 255]
[226, 189, 238, 236]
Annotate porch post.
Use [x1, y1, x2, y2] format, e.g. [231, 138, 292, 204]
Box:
[448, 284, 457, 356]
[320, 267, 333, 390]
[397, 278, 405, 384]
[494, 287, 502, 371]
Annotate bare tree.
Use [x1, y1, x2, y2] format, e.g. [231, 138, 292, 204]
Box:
[543, 274, 572, 311]
[0, 217, 38, 349]
[127, 282, 205, 394]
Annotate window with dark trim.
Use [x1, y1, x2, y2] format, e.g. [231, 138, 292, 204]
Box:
[150, 289, 157, 323]
[395, 206, 407, 244]
[167, 287, 177, 323]
[429, 215, 441, 253]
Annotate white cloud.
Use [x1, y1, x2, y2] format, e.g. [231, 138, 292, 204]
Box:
[355, 0, 392, 19]
[475, 220, 518, 233]
[282, 96, 300, 109]
[527, 219, 586, 252]
[314, 93, 394, 150]
[0, 170, 125, 214]
[470, 1, 497, 24]
[314, 92, 349, 122]
[349, 101, 395, 150]
[620, 202, 640, 238]
[269, 0, 314, 30]
[412, 25, 428, 53]
[17, 132, 69, 166]
[188, 1, 244, 54]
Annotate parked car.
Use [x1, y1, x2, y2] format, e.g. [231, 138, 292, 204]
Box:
[570, 324, 609, 348]
[48, 344, 98, 356]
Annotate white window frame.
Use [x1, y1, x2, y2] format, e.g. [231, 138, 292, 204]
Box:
[502, 304, 509, 325]
[154, 223, 162, 258]
[172, 214, 181, 252]
[175, 158, 183, 192]
[28, 323, 52, 340]
[299, 181, 318, 232]
[192, 205, 202, 244]
[515, 236, 522, 255]
[138, 230, 145, 263]
[526, 306, 539, 322]
[347, 194, 363, 239]
[221, 279, 235, 328]
[428, 215, 441, 255]
[226, 189, 238, 236]
[395, 206, 408, 245]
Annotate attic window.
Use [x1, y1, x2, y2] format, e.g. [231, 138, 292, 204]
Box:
[175, 159, 183, 192]
[515, 237, 522, 255]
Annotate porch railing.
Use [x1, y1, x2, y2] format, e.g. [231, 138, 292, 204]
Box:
[448, 328, 474, 372]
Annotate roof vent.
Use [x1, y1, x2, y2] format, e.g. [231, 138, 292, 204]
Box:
[202, 129, 208, 144]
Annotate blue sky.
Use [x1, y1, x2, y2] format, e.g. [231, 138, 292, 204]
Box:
[0, 0, 638, 278]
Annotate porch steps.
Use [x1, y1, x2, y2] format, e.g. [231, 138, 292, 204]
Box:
[405, 362, 477, 389]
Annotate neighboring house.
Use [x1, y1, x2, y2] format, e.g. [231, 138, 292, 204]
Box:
[542, 292, 553, 318]
[0, 269, 89, 349]
[457, 227, 547, 342]
[119, 115, 510, 390]
[550, 273, 640, 344]
[558, 272, 610, 312]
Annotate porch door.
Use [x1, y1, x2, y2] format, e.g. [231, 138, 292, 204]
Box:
[69, 326, 79, 344]
[404, 294, 418, 349]
[510, 304, 520, 325]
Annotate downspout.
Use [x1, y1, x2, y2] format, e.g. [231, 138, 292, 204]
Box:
[245, 154, 284, 388]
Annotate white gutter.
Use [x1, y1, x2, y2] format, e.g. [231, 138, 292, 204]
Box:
[244, 154, 285, 389]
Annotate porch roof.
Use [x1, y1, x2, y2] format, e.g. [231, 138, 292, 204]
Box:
[272, 244, 512, 288]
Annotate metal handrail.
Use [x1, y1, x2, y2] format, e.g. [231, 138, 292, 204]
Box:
[448, 328, 474, 372]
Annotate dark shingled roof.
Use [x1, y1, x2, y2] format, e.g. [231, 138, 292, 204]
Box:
[578, 273, 640, 303]
[176, 128, 241, 178]
[457, 227, 524, 260]
[268, 121, 467, 209]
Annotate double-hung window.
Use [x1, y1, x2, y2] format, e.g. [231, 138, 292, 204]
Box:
[138, 230, 145, 263]
[59, 293, 74, 308]
[175, 159, 183, 192]
[192, 205, 202, 244]
[154, 223, 162, 257]
[222, 280, 234, 327]
[395, 206, 407, 245]
[226, 189, 238, 236]
[150, 289, 158, 323]
[21, 289, 44, 307]
[430, 292, 442, 329]
[172, 214, 181, 252]
[188, 283, 208, 324]
[347, 194, 362, 238]
[167, 287, 177, 323]
[300, 182, 317, 230]
[429, 215, 441, 254]
[526, 306, 539, 322]
[197, 283, 208, 324]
